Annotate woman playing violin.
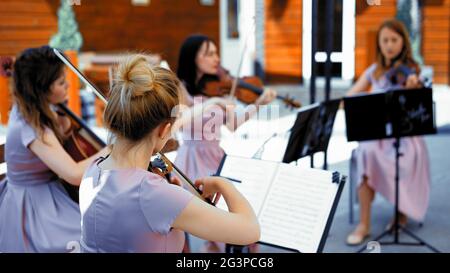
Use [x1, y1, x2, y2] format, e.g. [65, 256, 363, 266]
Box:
[345, 19, 431, 246]
[174, 34, 276, 253]
[79, 54, 259, 253]
[175, 34, 277, 183]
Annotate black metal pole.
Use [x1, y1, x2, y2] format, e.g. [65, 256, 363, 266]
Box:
[310, 0, 318, 169]
[324, 0, 334, 102]
[394, 137, 401, 243]
[323, 0, 335, 170]
[310, 0, 318, 105]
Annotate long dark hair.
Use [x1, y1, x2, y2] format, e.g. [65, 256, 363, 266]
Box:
[176, 34, 218, 96]
[374, 19, 419, 80]
[13, 46, 65, 142]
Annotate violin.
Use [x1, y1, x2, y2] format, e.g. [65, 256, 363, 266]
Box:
[386, 64, 430, 88]
[200, 67, 301, 109]
[58, 103, 105, 161]
[54, 102, 106, 202]
[150, 153, 214, 205]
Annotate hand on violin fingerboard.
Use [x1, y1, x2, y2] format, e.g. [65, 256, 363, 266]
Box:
[255, 88, 277, 106]
[405, 74, 423, 89]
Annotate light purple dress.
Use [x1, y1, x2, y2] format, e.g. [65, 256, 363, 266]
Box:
[0, 105, 81, 252]
[351, 64, 431, 221]
[79, 157, 193, 253]
[175, 95, 226, 181]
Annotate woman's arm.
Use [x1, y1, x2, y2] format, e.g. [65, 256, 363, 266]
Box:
[224, 88, 277, 132]
[405, 74, 423, 89]
[171, 97, 235, 133]
[346, 75, 371, 97]
[172, 177, 260, 245]
[29, 129, 110, 186]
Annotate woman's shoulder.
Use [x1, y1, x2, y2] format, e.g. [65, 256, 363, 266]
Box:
[7, 105, 38, 147]
[139, 171, 193, 202]
[362, 63, 378, 83]
[138, 171, 193, 234]
[365, 63, 378, 75]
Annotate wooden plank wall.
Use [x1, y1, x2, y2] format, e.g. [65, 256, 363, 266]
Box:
[422, 0, 450, 85]
[70, 0, 219, 71]
[264, 0, 302, 83]
[1, 1, 448, 85]
[0, 0, 58, 57]
[0, 0, 58, 124]
[0, 0, 219, 71]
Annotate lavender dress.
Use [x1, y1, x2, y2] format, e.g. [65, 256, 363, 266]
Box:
[175, 95, 226, 181]
[351, 64, 431, 221]
[79, 157, 193, 253]
[0, 105, 81, 252]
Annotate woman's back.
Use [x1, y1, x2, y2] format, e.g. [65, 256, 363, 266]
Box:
[80, 158, 193, 253]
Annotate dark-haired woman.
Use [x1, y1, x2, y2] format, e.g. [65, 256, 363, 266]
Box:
[175, 34, 277, 183]
[175, 35, 276, 253]
[0, 46, 109, 252]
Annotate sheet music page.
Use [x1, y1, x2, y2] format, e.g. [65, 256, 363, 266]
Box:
[258, 164, 338, 253]
[217, 156, 278, 214]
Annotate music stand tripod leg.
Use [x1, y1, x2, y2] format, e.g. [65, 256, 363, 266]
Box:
[356, 137, 439, 253]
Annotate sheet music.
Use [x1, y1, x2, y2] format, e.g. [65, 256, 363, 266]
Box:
[217, 156, 341, 253]
[217, 157, 278, 214]
[258, 164, 338, 253]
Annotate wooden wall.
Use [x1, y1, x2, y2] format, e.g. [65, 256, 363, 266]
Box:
[264, 0, 302, 83]
[354, 0, 397, 79]
[355, 0, 450, 84]
[0, 0, 58, 57]
[0, 0, 219, 71]
[0, 1, 58, 124]
[1, 0, 449, 85]
[422, 0, 450, 85]
[70, 0, 219, 71]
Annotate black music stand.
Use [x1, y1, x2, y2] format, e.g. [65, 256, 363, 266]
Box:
[228, 100, 339, 254]
[344, 87, 439, 253]
[282, 99, 340, 167]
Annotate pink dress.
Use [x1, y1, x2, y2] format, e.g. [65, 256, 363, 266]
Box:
[174, 96, 225, 181]
[351, 64, 431, 221]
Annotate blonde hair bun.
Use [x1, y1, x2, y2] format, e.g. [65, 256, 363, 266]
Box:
[104, 53, 180, 142]
[115, 54, 156, 99]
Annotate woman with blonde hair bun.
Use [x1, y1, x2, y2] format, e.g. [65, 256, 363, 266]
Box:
[79, 54, 260, 253]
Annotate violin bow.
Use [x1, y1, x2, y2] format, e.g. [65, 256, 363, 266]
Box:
[54, 49, 107, 105]
[229, 17, 256, 99]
